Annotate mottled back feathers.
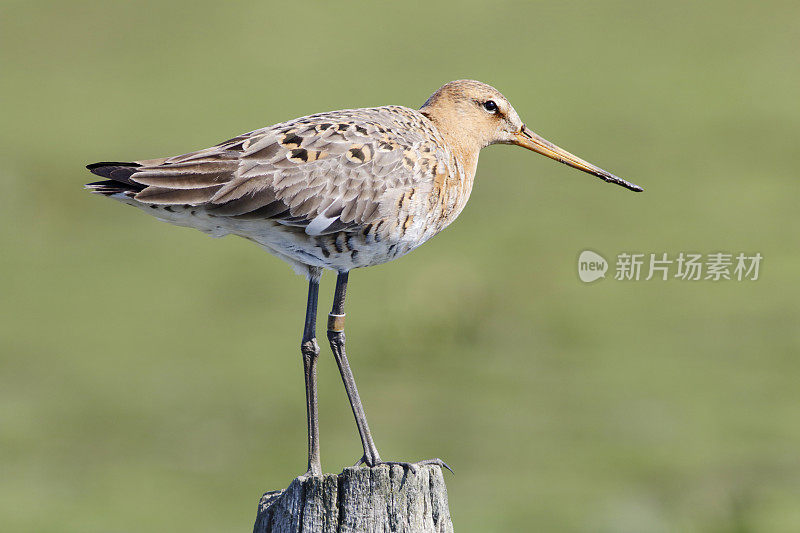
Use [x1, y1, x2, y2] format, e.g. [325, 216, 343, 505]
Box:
[88, 106, 450, 237]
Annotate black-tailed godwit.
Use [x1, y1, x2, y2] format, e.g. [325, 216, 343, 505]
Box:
[86, 80, 642, 476]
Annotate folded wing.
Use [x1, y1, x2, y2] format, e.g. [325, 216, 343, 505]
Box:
[87, 107, 440, 236]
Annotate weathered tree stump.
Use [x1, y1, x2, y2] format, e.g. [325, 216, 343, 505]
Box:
[253, 464, 453, 533]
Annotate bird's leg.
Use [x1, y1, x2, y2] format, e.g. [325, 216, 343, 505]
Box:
[327, 271, 383, 466]
[326, 272, 453, 475]
[301, 268, 322, 476]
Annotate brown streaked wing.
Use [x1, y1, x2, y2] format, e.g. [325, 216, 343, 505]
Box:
[125, 107, 446, 235]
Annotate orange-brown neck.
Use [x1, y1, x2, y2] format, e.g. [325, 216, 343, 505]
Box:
[420, 109, 482, 180]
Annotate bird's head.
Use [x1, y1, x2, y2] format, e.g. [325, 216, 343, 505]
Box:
[420, 79, 642, 191]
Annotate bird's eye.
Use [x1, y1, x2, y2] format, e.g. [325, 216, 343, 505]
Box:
[483, 100, 498, 113]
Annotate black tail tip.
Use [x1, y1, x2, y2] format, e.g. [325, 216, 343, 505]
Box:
[86, 161, 140, 172]
[86, 161, 143, 184]
[84, 179, 135, 196]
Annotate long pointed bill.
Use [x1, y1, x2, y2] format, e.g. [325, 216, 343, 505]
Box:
[514, 126, 643, 192]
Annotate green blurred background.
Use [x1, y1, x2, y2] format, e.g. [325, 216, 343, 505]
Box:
[2, 1, 798, 531]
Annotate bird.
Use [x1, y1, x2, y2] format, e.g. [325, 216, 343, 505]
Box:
[85, 79, 643, 476]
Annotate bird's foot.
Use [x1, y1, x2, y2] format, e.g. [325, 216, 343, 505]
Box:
[353, 454, 453, 475]
[301, 467, 322, 478]
[301, 460, 323, 478]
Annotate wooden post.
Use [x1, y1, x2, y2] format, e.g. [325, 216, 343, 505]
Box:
[253, 464, 454, 533]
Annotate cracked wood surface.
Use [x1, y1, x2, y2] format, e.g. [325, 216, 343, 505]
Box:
[253, 465, 453, 533]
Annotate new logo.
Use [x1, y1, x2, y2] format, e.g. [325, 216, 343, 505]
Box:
[578, 250, 608, 283]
